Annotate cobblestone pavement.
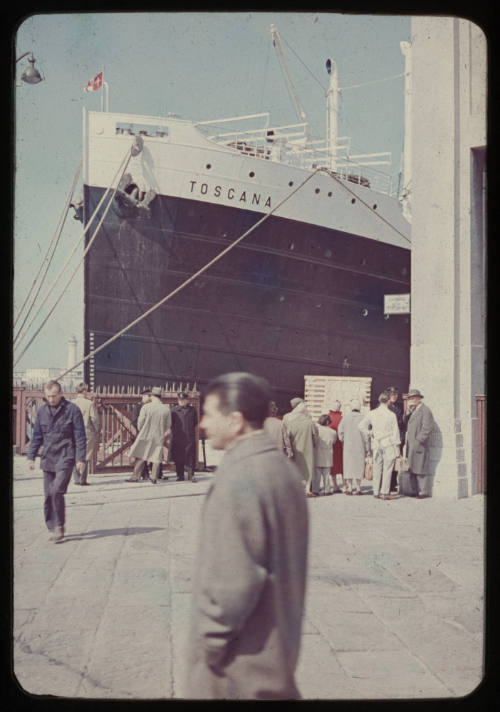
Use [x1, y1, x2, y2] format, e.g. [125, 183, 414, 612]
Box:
[13, 455, 485, 700]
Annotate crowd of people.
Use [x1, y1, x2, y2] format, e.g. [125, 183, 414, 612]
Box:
[264, 385, 435, 502]
[25, 372, 436, 699]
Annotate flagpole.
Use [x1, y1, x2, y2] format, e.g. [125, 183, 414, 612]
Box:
[101, 67, 104, 112]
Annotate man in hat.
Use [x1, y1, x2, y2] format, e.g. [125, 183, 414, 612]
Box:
[72, 382, 100, 486]
[405, 389, 435, 498]
[131, 387, 152, 480]
[282, 397, 318, 497]
[170, 391, 199, 482]
[126, 386, 171, 483]
[386, 386, 405, 493]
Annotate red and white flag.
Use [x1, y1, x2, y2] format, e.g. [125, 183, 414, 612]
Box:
[84, 72, 103, 92]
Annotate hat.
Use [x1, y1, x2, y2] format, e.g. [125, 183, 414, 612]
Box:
[141, 387, 152, 395]
[151, 386, 163, 397]
[290, 397, 304, 408]
[408, 388, 424, 398]
[330, 400, 341, 412]
[350, 398, 361, 411]
[177, 391, 189, 400]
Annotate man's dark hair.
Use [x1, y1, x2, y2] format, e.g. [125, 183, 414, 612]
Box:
[77, 382, 89, 393]
[378, 391, 390, 404]
[204, 372, 272, 429]
[318, 414, 330, 426]
[45, 380, 62, 392]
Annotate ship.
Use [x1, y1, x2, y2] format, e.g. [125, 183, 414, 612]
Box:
[81, 29, 410, 411]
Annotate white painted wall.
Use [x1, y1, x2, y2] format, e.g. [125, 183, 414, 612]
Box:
[409, 17, 486, 496]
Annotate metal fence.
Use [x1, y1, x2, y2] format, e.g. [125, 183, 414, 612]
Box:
[12, 383, 200, 474]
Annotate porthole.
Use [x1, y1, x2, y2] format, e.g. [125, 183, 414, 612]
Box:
[315, 188, 320, 194]
[373, 204, 377, 210]
[351, 198, 356, 204]
[249, 171, 255, 178]
[328, 191, 332, 197]
[206, 164, 212, 170]
[289, 181, 294, 187]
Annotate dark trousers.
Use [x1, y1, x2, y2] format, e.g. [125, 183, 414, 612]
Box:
[410, 472, 428, 496]
[133, 459, 162, 482]
[73, 460, 88, 485]
[175, 459, 194, 480]
[43, 466, 73, 530]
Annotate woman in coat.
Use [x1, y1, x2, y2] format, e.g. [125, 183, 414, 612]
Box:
[337, 399, 367, 495]
[328, 400, 344, 493]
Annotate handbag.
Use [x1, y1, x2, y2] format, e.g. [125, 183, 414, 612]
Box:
[364, 455, 373, 481]
[395, 455, 409, 472]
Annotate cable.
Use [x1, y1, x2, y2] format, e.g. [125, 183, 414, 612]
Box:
[281, 34, 327, 93]
[54, 168, 323, 381]
[14, 147, 133, 366]
[340, 73, 405, 92]
[14, 160, 82, 338]
[14, 147, 131, 354]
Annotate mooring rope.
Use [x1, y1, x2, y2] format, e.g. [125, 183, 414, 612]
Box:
[54, 167, 324, 381]
[14, 160, 82, 335]
[14, 146, 132, 353]
[14, 146, 133, 367]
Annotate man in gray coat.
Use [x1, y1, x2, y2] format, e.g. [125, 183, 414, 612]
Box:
[185, 372, 308, 699]
[406, 388, 435, 498]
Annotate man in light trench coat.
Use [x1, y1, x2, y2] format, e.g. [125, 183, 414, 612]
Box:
[184, 372, 308, 700]
[126, 386, 171, 483]
[72, 382, 99, 485]
[282, 397, 318, 497]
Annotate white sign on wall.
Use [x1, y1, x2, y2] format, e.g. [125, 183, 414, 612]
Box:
[384, 293, 411, 314]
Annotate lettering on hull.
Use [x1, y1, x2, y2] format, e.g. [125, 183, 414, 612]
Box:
[189, 180, 271, 208]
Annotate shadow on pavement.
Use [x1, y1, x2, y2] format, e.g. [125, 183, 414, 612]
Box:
[59, 526, 165, 542]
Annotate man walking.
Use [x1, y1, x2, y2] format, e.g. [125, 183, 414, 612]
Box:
[127, 386, 171, 483]
[131, 387, 152, 480]
[282, 397, 318, 497]
[185, 372, 308, 699]
[170, 391, 198, 482]
[406, 388, 435, 498]
[359, 392, 400, 500]
[27, 380, 86, 543]
[72, 382, 99, 486]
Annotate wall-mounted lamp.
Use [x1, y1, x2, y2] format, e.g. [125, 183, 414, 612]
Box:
[16, 52, 43, 85]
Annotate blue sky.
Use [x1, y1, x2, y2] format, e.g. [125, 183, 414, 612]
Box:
[14, 12, 410, 372]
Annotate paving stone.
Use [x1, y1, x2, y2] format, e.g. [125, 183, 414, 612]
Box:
[12, 456, 485, 700]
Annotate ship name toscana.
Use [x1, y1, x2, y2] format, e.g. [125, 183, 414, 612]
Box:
[188, 179, 272, 208]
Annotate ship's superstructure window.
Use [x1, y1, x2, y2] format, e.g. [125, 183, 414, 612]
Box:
[328, 192, 332, 197]
[351, 198, 356, 204]
[206, 164, 212, 170]
[373, 204, 377, 210]
[315, 188, 320, 194]
[249, 171, 255, 178]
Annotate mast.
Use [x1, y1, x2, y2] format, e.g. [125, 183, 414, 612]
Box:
[270, 25, 313, 151]
[326, 58, 339, 172]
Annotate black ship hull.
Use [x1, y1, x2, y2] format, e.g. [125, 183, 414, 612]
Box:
[83, 186, 410, 410]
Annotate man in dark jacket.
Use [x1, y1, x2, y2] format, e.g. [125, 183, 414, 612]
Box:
[27, 380, 86, 543]
[170, 391, 198, 482]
